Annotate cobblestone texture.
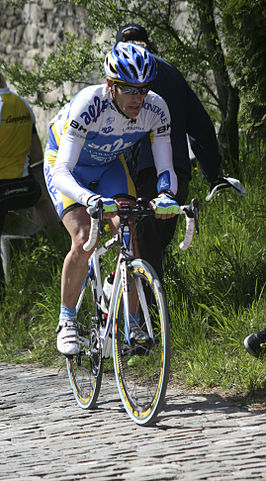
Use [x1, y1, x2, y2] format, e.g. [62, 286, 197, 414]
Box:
[0, 363, 265, 480]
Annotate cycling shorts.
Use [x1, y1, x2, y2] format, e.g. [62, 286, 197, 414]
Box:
[0, 175, 41, 214]
[44, 149, 136, 219]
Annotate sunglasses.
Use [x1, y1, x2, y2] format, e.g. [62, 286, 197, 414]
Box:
[114, 83, 152, 95]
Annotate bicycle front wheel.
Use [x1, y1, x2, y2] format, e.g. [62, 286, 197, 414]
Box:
[113, 259, 170, 425]
[66, 279, 103, 409]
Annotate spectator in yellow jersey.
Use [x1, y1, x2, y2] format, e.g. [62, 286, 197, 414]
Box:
[0, 73, 43, 290]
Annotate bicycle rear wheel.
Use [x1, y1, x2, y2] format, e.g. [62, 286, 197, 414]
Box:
[66, 279, 103, 409]
[113, 259, 170, 425]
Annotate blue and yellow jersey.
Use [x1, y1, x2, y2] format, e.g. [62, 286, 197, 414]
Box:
[0, 88, 35, 179]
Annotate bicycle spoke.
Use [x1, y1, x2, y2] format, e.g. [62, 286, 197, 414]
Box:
[113, 259, 170, 425]
[66, 280, 103, 409]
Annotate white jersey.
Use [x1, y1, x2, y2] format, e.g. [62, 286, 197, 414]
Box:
[48, 84, 177, 206]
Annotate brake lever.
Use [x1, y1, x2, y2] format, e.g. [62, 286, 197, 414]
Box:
[87, 199, 103, 234]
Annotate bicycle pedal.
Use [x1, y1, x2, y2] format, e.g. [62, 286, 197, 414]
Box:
[131, 337, 153, 347]
[122, 338, 153, 357]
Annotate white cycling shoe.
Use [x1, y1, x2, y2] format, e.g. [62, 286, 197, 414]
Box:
[56, 319, 80, 356]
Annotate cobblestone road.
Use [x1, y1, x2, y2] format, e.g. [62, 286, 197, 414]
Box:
[0, 363, 265, 481]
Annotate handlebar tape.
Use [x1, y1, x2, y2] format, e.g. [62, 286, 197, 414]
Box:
[83, 216, 99, 252]
[179, 215, 195, 251]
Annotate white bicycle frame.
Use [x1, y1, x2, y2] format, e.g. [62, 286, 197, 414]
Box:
[78, 222, 140, 358]
[76, 232, 119, 358]
[79, 202, 197, 358]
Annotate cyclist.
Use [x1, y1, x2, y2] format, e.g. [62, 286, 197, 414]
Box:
[0, 72, 43, 292]
[116, 24, 222, 280]
[244, 328, 266, 358]
[43, 42, 179, 356]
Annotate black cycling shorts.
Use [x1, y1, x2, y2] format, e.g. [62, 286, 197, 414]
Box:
[0, 175, 42, 214]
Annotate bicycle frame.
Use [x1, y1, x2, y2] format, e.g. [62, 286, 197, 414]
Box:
[78, 197, 199, 358]
[76, 226, 135, 359]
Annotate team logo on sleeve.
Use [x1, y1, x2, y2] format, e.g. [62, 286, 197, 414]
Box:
[69, 119, 87, 134]
[80, 96, 109, 125]
[157, 124, 170, 134]
[143, 102, 168, 123]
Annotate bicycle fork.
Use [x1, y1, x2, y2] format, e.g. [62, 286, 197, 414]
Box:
[120, 259, 131, 343]
[120, 260, 155, 345]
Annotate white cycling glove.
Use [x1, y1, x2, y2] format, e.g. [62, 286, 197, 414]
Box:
[151, 193, 179, 215]
[87, 194, 118, 214]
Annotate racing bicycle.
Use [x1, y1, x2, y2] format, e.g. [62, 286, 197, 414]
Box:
[65, 196, 199, 426]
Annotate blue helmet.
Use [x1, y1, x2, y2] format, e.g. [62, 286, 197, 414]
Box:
[104, 42, 157, 84]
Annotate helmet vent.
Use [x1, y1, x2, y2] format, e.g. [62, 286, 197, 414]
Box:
[118, 60, 131, 79]
[143, 63, 148, 78]
[129, 64, 138, 78]
[136, 56, 142, 70]
[110, 64, 117, 74]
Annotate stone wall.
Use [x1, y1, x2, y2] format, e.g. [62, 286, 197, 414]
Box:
[0, 0, 97, 140]
[0, 0, 189, 141]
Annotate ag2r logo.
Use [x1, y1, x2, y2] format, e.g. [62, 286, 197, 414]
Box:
[80, 96, 108, 126]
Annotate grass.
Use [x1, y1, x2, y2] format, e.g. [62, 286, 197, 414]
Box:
[164, 141, 266, 396]
[0, 138, 265, 401]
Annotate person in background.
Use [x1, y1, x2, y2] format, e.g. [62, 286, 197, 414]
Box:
[244, 328, 266, 358]
[116, 24, 222, 280]
[0, 73, 45, 291]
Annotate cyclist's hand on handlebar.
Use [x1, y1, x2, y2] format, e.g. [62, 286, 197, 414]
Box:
[150, 193, 179, 219]
[87, 194, 118, 217]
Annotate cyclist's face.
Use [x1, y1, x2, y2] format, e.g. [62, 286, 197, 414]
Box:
[107, 79, 149, 119]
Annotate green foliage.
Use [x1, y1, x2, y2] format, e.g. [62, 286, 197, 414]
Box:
[0, 138, 265, 398]
[0, 3, 223, 113]
[0, 226, 70, 364]
[2, 35, 104, 109]
[4, 0, 226, 113]
[3, 0, 265, 169]
[222, 0, 266, 136]
[163, 138, 266, 393]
